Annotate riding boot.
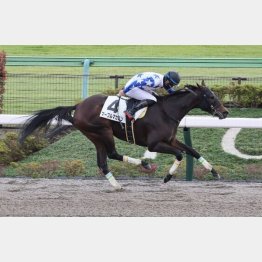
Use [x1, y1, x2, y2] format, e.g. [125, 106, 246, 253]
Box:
[125, 99, 156, 121]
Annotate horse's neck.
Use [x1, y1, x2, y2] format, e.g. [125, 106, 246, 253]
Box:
[164, 92, 200, 121]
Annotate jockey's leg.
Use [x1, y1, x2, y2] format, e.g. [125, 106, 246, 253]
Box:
[124, 88, 157, 120]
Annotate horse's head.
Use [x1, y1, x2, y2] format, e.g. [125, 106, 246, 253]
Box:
[186, 81, 229, 119]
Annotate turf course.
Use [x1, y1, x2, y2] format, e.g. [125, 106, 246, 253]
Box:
[2, 45, 262, 77]
[2, 45, 262, 180]
[1, 45, 262, 57]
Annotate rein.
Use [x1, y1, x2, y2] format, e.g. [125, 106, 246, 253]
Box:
[184, 86, 198, 96]
[184, 85, 224, 118]
[161, 86, 199, 125]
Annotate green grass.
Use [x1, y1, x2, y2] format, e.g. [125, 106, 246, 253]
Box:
[1, 45, 262, 57]
[235, 129, 262, 155]
[3, 45, 262, 77]
[4, 108, 262, 181]
[2, 45, 262, 113]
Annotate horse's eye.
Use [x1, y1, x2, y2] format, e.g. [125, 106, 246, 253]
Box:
[210, 95, 215, 100]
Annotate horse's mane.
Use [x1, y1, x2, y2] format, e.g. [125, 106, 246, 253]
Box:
[158, 84, 200, 100]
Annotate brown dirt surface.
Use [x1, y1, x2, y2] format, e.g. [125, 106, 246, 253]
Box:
[0, 177, 262, 217]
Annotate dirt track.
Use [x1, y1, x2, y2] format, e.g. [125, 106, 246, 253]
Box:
[0, 177, 262, 216]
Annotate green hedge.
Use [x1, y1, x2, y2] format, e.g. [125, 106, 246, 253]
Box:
[0, 132, 48, 165]
[211, 84, 262, 108]
[104, 84, 262, 108]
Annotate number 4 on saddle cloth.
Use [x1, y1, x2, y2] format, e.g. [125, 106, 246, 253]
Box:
[100, 96, 148, 124]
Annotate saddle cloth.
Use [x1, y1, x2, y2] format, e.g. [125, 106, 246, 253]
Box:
[100, 96, 147, 124]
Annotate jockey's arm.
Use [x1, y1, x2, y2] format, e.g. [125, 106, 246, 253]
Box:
[164, 86, 176, 95]
[118, 89, 125, 96]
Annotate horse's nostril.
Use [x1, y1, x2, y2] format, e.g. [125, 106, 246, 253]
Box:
[223, 111, 229, 118]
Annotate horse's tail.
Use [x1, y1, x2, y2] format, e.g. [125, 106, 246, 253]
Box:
[19, 105, 77, 144]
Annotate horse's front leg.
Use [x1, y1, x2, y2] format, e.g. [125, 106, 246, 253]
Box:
[172, 139, 221, 179]
[147, 141, 183, 183]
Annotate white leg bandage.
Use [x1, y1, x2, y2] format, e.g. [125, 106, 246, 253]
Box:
[169, 159, 181, 175]
[123, 155, 142, 165]
[142, 150, 157, 160]
[106, 172, 122, 189]
[198, 156, 213, 171]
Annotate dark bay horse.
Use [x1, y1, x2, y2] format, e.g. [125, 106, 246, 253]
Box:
[19, 83, 228, 190]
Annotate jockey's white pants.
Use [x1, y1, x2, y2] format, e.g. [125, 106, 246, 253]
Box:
[125, 87, 157, 102]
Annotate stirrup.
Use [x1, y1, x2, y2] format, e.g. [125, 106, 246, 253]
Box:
[124, 111, 135, 121]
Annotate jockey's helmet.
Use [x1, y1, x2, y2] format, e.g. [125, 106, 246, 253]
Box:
[163, 71, 181, 87]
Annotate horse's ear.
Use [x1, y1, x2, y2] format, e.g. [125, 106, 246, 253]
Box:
[196, 82, 200, 87]
[201, 80, 206, 86]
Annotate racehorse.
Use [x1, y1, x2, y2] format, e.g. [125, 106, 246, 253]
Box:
[19, 82, 229, 190]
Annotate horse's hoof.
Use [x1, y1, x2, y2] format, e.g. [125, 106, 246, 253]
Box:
[115, 187, 125, 192]
[164, 174, 173, 183]
[211, 168, 221, 180]
[140, 163, 157, 174]
[216, 174, 221, 180]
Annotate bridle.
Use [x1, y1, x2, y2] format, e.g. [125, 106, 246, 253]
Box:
[185, 85, 224, 118]
[202, 93, 224, 118]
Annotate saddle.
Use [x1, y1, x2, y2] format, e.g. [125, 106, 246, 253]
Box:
[100, 96, 149, 144]
[100, 96, 147, 123]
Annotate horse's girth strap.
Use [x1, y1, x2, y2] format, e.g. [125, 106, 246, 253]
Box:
[125, 120, 136, 144]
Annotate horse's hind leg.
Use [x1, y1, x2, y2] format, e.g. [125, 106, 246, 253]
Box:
[103, 129, 156, 172]
[83, 131, 122, 190]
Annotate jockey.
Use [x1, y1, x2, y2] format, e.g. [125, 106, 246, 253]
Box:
[118, 71, 181, 121]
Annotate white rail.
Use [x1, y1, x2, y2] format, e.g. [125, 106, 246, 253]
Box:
[0, 114, 71, 126]
[0, 114, 261, 128]
[179, 116, 262, 128]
